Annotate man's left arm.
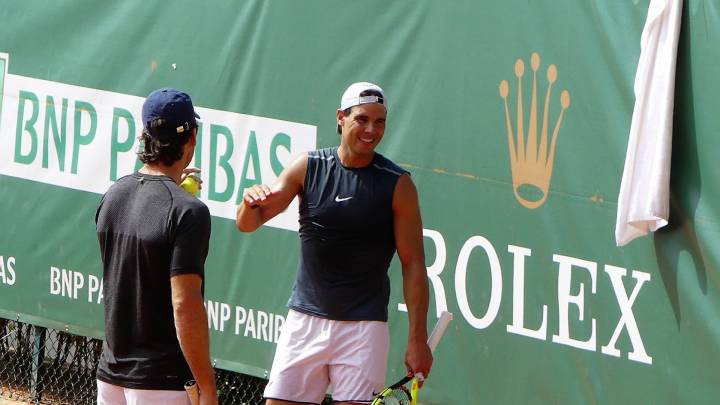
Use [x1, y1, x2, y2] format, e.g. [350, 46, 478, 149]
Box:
[393, 174, 433, 379]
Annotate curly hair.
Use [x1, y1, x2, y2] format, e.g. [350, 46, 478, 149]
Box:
[137, 119, 195, 166]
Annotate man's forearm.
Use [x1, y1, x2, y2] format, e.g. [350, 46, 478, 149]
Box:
[403, 261, 430, 342]
[174, 299, 215, 391]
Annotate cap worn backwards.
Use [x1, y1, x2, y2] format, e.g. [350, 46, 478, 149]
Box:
[340, 82, 387, 111]
[142, 88, 200, 136]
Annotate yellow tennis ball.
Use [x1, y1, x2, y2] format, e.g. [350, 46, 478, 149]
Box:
[180, 176, 200, 196]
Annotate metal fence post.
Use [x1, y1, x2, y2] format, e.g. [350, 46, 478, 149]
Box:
[30, 325, 46, 403]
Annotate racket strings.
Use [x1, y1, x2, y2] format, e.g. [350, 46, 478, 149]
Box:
[378, 387, 412, 405]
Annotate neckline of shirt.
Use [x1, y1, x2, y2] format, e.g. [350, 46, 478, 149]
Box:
[332, 147, 378, 171]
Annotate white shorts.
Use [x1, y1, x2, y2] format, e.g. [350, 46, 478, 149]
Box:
[97, 380, 191, 405]
[264, 310, 390, 404]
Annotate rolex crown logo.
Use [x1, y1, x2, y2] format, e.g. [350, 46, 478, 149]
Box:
[499, 53, 570, 209]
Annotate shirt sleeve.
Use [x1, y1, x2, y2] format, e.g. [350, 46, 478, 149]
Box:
[169, 202, 211, 277]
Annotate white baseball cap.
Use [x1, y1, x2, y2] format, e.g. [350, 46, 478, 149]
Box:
[339, 82, 387, 111]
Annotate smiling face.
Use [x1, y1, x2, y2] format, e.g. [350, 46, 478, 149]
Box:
[336, 103, 387, 166]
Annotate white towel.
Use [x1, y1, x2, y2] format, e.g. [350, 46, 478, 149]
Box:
[615, 0, 683, 247]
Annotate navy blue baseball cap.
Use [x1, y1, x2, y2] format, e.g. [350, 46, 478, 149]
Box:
[142, 88, 200, 135]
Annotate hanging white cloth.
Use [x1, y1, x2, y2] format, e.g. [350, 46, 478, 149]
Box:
[615, 0, 683, 247]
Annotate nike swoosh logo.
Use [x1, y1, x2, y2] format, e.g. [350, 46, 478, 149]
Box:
[335, 195, 353, 202]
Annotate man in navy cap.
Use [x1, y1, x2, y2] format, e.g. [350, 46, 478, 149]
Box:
[96, 88, 217, 405]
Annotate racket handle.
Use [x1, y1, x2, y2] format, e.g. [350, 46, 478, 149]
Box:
[427, 311, 453, 353]
[410, 377, 421, 405]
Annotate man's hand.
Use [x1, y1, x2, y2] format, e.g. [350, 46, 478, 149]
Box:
[405, 338, 433, 387]
[236, 183, 279, 232]
[181, 167, 203, 191]
[242, 184, 277, 208]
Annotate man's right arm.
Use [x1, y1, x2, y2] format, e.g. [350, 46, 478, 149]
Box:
[236, 152, 307, 232]
[171, 274, 218, 405]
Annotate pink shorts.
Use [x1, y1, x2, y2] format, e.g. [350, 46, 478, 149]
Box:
[97, 380, 190, 405]
[263, 310, 390, 404]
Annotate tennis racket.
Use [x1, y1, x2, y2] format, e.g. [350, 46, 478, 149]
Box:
[371, 311, 453, 405]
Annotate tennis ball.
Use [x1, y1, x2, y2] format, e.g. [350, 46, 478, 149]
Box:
[180, 176, 200, 196]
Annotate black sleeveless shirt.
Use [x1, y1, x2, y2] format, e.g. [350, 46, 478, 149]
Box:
[288, 147, 408, 321]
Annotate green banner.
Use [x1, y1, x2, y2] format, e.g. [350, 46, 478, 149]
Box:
[0, 1, 718, 403]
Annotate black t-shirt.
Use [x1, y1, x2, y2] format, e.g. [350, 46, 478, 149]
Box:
[95, 172, 211, 390]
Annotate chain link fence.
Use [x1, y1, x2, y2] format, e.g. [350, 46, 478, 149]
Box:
[0, 318, 330, 405]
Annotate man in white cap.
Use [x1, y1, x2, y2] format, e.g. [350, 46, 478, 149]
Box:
[237, 82, 432, 404]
